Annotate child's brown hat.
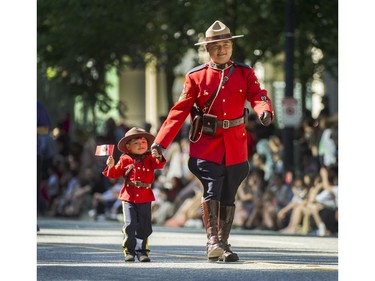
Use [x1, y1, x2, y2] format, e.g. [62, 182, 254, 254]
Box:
[117, 127, 155, 153]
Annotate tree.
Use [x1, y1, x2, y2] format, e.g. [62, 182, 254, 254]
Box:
[37, 0, 337, 132]
[38, 0, 197, 130]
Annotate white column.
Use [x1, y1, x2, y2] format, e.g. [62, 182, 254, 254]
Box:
[145, 54, 158, 134]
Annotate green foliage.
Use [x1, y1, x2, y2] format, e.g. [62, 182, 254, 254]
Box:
[37, 0, 337, 123]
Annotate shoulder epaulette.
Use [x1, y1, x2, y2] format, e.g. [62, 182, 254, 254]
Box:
[187, 64, 207, 74]
[233, 61, 252, 69]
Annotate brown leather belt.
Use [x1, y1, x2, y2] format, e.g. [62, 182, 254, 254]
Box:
[217, 116, 244, 129]
[125, 180, 151, 188]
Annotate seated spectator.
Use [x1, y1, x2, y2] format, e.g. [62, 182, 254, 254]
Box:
[251, 152, 271, 184]
[171, 172, 201, 212]
[151, 175, 184, 225]
[278, 167, 338, 236]
[277, 175, 309, 229]
[164, 184, 203, 228]
[278, 174, 310, 234]
[236, 168, 265, 229]
[151, 186, 174, 225]
[305, 166, 338, 236]
[252, 173, 292, 230]
[43, 158, 64, 210]
[88, 177, 123, 221]
[49, 167, 92, 217]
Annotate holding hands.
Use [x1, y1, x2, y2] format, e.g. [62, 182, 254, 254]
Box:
[151, 143, 163, 160]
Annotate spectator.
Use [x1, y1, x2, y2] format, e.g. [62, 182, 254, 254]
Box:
[88, 177, 123, 221]
[277, 175, 309, 231]
[305, 166, 338, 236]
[37, 100, 57, 215]
[43, 159, 63, 210]
[151, 185, 175, 225]
[245, 114, 258, 159]
[49, 166, 92, 217]
[318, 114, 338, 167]
[164, 184, 203, 228]
[251, 152, 271, 184]
[258, 173, 292, 230]
[237, 168, 265, 229]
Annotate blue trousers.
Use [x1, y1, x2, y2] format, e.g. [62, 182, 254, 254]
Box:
[188, 158, 249, 205]
[121, 201, 152, 255]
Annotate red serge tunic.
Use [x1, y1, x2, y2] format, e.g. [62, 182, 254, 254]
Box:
[154, 61, 274, 166]
[102, 154, 166, 203]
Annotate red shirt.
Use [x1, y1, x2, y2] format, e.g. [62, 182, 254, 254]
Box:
[155, 61, 274, 166]
[102, 153, 166, 203]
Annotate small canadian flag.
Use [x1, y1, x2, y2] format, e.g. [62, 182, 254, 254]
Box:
[95, 144, 115, 156]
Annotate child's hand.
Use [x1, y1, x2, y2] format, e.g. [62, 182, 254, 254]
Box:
[106, 156, 115, 168]
[151, 149, 162, 160]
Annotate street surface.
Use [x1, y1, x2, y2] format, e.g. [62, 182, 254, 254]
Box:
[37, 217, 338, 281]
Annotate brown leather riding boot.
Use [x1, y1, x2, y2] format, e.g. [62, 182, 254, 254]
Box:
[201, 200, 224, 260]
[218, 205, 239, 262]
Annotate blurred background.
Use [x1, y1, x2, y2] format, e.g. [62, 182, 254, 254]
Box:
[35, 0, 339, 235]
[37, 0, 337, 136]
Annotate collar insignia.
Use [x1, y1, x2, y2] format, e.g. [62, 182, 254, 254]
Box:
[209, 61, 233, 70]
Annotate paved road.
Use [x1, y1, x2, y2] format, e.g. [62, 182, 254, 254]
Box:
[37, 217, 338, 281]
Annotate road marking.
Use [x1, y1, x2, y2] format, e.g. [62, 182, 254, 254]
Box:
[38, 242, 338, 271]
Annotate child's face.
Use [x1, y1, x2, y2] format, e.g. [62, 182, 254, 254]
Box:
[294, 179, 303, 188]
[126, 137, 149, 155]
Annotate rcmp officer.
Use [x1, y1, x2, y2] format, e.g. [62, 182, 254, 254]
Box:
[151, 20, 274, 262]
[104, 127, 166, 262]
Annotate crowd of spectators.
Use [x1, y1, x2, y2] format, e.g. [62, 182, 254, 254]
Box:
[38, 110, 338, 237]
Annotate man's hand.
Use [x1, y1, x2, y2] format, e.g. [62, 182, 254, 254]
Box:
[259, 111, 272, 126]
[151, 142, 163, 159]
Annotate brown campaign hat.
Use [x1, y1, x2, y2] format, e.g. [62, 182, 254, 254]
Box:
[195, 20, 244, 46]
[117, 127, 155, 153]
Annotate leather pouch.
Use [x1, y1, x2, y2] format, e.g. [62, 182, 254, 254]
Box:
[202, 114, 218, 135]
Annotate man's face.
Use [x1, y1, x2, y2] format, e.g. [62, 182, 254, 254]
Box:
[206, 40, 233, 64]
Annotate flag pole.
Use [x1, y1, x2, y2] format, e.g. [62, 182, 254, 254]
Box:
[107, 150, 113, 177]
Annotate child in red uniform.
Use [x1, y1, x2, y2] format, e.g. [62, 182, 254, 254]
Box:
[103, 127, 166, 262]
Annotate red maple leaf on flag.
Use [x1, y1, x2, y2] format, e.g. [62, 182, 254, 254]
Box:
[95, 144, 114, 156]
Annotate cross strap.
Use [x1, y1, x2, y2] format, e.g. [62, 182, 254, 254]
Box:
[202, 64, 235, 113]
[124, 151, 150, 178]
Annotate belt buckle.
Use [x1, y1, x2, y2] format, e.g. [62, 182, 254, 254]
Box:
[222, 120, 230, 129]
[134, 181, 141, 187]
